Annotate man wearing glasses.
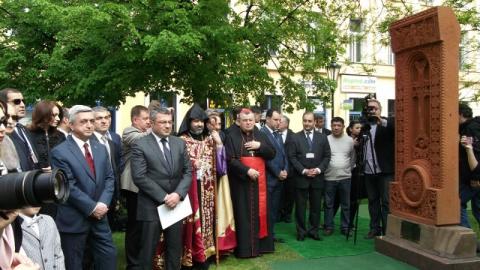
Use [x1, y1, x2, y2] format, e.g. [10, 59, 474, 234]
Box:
[0, 88, 39, 171]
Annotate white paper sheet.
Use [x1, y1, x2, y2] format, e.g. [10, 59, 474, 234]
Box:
[157, 195, 192, 229]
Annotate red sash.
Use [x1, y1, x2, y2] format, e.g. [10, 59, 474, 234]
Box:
[240, 156, 268, 238]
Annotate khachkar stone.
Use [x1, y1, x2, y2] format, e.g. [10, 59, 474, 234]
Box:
[390, 7, 459, 226]
[376, 7, 480, 270]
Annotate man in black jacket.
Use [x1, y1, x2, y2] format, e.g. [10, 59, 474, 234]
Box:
[288, 112, 331, 241]
[362, 99, 395, 239]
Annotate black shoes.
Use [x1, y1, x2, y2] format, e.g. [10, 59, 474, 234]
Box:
[308, 232, 323, 241]
[364, 230, 381, 239]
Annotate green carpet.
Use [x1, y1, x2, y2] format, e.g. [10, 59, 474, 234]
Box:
[270, 252, 417, 270]
[275, 203, 374, 258]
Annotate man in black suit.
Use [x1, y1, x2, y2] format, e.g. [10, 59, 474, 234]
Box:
[131, 108, 192, 270]
[314, 114, 332, 135]
[92, 106, 122, 231]
[0, 88, 39, 171]
[279, 115, 295, 223]
[288, 112, 331, 241]
[362, 99, 394, 239]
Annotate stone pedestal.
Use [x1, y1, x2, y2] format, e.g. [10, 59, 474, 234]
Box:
[376, 215, 480, 269]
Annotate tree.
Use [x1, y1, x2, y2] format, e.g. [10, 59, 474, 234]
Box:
[0, 0, 357, 111]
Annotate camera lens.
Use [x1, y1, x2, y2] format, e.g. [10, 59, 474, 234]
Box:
[0, 169, 69, 210]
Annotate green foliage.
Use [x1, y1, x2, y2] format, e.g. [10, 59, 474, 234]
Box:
[0, 0, 355, 110]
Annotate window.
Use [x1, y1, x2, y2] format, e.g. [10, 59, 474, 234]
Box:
[349, 98, 366, 122]
[308, 97, 325, 116]
[260, 95, 282, 112]
[349, 19, 363, 63]
[387, 45, 395, 65]
[388, 99, 395, 117]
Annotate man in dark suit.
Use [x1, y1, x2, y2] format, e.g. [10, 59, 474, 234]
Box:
[260, 109, 288, 243]
[288, 111, 331, 241]
[92, 106, 122, 231]
[279, 115, 296, 223]
[131, 107, 191, 270]
[362, 99, 395, 239]
[51, 105, 116, 270]
[314, 114, 332, 135]
[0, 88, 39, 171]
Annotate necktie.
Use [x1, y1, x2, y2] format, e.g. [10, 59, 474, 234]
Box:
[16, 123, 38, 167]
[274, 131, 283, 146]
[84, 143, 96, 178]
[306, 131, 313, 150]
[161, 138, 173, 173]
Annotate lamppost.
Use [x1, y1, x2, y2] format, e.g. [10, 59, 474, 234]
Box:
[326, 61, 341, 118]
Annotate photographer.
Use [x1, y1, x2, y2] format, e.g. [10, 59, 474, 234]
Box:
[0, 100, 39, 270]
[458, 103, 480, 229]
[361, 98, 395, 239]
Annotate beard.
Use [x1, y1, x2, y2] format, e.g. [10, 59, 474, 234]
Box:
[190, 127, 204, 135]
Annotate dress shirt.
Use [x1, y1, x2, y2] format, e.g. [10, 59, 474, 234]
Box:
[71, 134, 93, 160]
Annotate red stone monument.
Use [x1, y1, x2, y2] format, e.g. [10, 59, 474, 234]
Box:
[376, 7, 480, 269]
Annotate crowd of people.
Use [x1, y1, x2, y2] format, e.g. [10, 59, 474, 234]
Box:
[0, 85, 479, 270]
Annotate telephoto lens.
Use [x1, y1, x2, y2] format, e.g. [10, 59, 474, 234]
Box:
[0, 169, 69, 210]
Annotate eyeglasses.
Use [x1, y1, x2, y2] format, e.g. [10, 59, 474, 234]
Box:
[12, 99, 25, 105]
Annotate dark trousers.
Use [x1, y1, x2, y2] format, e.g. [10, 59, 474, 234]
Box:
[295, 186, 323, 236]
[324, 179, 351, 231]
[364, 173, 393, 235]
[124, 190, 142, 270]
[268, 182, 283, 237]
[139, 220, 182, 270]
[61, 220, 117, 270]
[459, 183, 480, 228]
[280, 177, 295, 221]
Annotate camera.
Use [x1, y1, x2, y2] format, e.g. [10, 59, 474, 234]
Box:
[0, 169, 69, 210]
[361, 93, 379, 123]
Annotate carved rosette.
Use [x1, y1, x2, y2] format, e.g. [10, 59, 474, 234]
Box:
[399, 160, 431, 207]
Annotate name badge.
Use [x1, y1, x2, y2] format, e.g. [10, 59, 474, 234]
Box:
[306, 153, 315, 159]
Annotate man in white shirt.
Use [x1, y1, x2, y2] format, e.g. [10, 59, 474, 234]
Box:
[323, 117, 355, 236]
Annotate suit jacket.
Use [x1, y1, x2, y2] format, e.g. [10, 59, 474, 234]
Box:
[120, 126, 148, 193]
[260, 126, 288, 188]
[372, 117, 395, 174]
[19, 215, 65, 270]
[91, 134, 121, 202]
[50, 135, 115, 233]
[316, 127, 332, 136]
[108, 131, 123, 172]
[283, 129, 295, 175]
[10, 124, 39, 171]
[131, 134, 192, 221]
[288, 130, 331, 189]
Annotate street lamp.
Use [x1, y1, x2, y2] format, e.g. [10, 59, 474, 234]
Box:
[326, 61, 341, 118]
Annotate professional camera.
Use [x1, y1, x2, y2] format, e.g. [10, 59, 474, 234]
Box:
[0, 169, 69, 210]
[361, 93, 379, 123]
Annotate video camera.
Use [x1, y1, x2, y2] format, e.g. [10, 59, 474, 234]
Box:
[361, 93, 379, 123]
[0, 169, 69, 210]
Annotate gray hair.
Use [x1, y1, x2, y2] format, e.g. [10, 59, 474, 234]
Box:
[150, 107, 171, 122]
[282, 115, 290, 125]
[92, 106, 108, 113]
[69, 105, 93, 123]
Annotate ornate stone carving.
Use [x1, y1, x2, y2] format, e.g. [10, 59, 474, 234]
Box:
[389, 7, 460, 225]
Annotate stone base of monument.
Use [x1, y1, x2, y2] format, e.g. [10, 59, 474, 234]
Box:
[375, 215, 480, 270]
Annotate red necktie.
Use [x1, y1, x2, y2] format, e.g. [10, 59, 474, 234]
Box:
[84, 143, 96, 178]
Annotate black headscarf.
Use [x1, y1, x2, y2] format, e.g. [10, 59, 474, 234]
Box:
[178, 103, 209, 139]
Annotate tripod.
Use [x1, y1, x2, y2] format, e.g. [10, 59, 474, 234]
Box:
[346, 123, 377, 244]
